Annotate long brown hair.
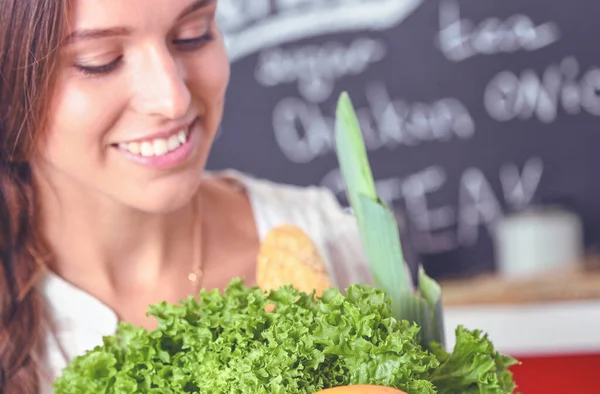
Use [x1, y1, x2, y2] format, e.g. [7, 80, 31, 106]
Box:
[0, 0, 68, 392]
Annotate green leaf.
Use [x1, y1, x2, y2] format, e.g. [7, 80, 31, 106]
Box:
[334, 92, 378, 208]
[356, 194, 412, 297]
[335, 93, 412, 296]
[418, 266, 446, 349]
[429, 326, 520, 394]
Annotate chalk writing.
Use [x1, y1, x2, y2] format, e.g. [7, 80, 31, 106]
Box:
[321, 158, 544, 254]
[217, 0, 425, 62]
[437, 0, 560, 62]
[485, 57, 600, 123]
[500, 157, 544, 210]
[255, 38, 386, 103]
[272, 84, 474, 163]
[456, 167, 504, 246]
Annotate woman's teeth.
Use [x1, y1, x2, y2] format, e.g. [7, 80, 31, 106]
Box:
[118, 130, 188, 157]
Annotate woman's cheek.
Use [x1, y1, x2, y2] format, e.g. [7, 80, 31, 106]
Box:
[45, 80, 125, 164]
[190, 40, 230, 97]
[186, 48, 230, 134]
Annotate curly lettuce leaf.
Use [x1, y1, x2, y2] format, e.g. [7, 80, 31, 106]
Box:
[54, 279, 438, 394]
[53, 280, 517, 394]
[429, 326, 520, 394]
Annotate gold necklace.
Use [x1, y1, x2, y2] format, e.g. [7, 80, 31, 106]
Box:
[187, 196, 204, 295]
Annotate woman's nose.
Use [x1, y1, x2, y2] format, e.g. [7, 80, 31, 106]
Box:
[131, 46, 191, 120]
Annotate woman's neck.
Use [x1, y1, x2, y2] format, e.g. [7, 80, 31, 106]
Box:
[36, 176, 202, 295]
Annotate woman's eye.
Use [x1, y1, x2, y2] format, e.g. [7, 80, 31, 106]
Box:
[70, 29, 214, 77]
[74, 56, 123, 77]
[173, 32, 214, 50]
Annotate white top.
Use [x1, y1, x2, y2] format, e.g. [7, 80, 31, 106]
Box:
[37, 170, 373, 392]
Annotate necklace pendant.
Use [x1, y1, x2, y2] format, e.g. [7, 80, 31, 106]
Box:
[188, 269, 203, 283]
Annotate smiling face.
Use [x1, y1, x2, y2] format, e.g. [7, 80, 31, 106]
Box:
[33, 0, 230, 213]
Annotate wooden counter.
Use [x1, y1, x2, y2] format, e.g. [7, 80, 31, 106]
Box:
[440, 268, 600, 306]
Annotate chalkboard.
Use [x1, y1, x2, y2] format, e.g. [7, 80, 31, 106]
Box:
[207, 0, 600, 279]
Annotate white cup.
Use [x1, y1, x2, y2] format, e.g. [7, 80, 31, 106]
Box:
[495, 206, 584, 279]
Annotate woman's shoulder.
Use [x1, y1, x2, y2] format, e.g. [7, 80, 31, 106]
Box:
[208, 169, 347, 234]
[209, 169, 372, 288]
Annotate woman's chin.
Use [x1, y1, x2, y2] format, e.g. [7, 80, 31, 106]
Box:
[126, 184, 200, 215]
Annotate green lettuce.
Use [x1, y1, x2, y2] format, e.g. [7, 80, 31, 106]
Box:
[54, 279, 517, 394]
[429, 326, 520, 394]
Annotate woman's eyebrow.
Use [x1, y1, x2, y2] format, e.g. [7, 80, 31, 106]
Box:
[65, 26, 133, 45]
[64, 0, 217, 45]
[177, 0, 217, 21]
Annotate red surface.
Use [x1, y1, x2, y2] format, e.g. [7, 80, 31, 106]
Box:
[510, 353, 600, 393]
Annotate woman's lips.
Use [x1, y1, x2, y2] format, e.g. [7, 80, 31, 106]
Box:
[114, 118, 199, 170]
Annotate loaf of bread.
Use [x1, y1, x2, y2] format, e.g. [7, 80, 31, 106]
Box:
[256, 225, 332, 297]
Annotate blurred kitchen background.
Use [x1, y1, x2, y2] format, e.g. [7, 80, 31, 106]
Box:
[207, 1, 600, 392]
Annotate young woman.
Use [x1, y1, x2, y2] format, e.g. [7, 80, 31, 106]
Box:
[0, 0, 371, 392]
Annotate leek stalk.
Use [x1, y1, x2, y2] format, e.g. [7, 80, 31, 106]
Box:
[334, 92, 446, 350]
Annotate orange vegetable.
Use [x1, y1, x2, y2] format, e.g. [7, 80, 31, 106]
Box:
[314, 385, 407, 394]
